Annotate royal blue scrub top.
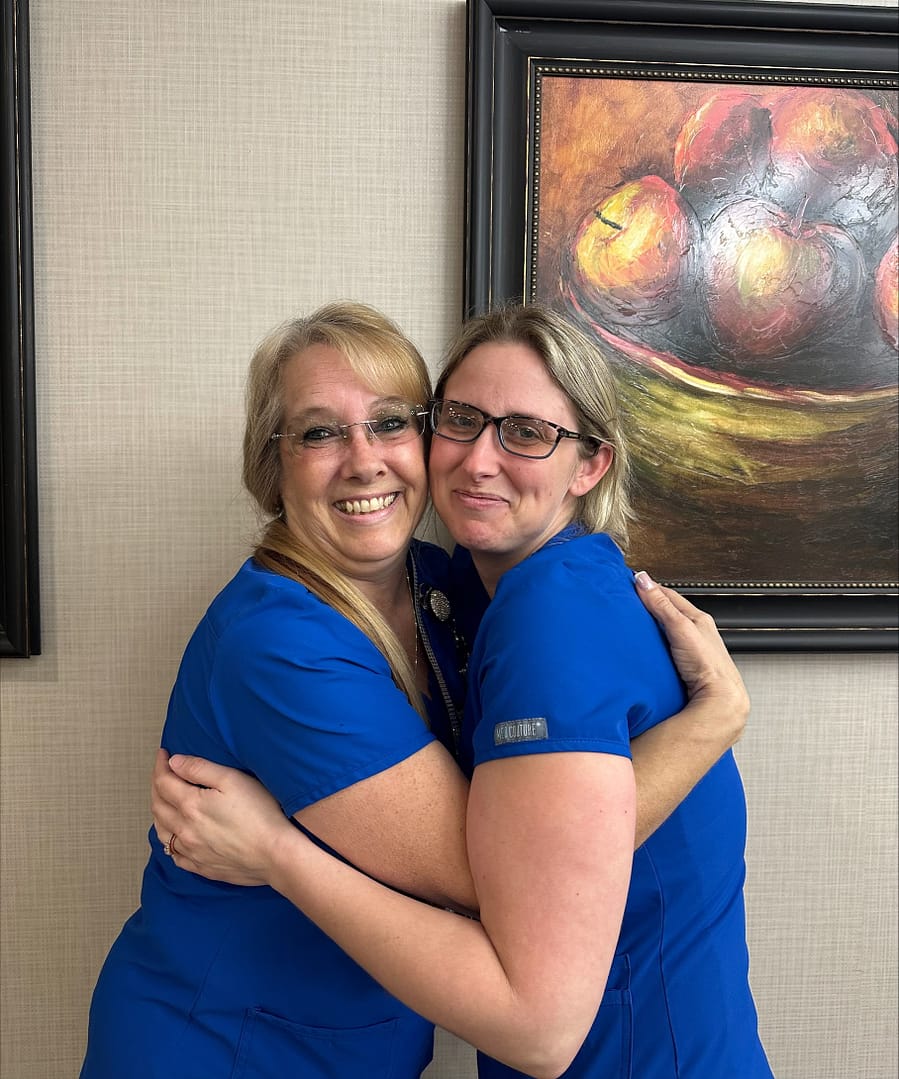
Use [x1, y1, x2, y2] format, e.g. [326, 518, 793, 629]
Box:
[80, 540, 465, 1079]
[455, 530, 773, 1079]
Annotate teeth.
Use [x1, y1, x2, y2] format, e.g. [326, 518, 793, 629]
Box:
[336, 493, 398, 515]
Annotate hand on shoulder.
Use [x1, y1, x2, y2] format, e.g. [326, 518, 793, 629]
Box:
[633, 571, 749, 740]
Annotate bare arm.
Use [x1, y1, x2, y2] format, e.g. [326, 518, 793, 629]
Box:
[151, 740, 477, 914]
[631, 571, 749, 845]
[152, 574, 744, 896]
[156, 750, 634, 1079]
[151, 577, 738, 1072]
[295, 741, 475, 913]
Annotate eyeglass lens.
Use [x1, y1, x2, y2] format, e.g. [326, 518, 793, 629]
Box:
[431, 400, 562, 458]
[284, 403, 426, 452]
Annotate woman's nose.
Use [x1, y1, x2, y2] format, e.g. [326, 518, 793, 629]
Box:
[340, 424, 387, 477]
[459, 422, 503, 475]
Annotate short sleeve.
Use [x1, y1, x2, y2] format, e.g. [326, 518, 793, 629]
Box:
[468, 548, 683, 769]
[208, 588, 434, 817]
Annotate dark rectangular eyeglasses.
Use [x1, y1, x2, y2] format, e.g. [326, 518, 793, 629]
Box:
[429, 399, 604, 460]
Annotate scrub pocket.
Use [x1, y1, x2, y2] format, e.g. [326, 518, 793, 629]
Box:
[476, 953, 633, 1079]
[573, 953, 633, 1078]
[231, 1007, 423, 1079]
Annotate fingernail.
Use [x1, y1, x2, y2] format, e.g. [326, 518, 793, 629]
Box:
[634, 570, 656, 591]
[169, 754, 184, 767]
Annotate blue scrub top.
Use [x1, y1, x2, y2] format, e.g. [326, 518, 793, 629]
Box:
[455, 530, 773, 1079]
[80, 540, 465, 1079]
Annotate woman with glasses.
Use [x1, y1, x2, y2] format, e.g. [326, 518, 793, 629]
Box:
[81, 302, 474, 1079]
[148, 303, 770, 1078]
[83, 301, 750, 1079]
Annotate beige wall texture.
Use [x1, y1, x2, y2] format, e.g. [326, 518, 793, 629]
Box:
[1, 2, 896, 1077]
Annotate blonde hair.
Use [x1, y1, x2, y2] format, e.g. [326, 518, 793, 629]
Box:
[243, 302, 433, 716]
[436, 303, 634, 549]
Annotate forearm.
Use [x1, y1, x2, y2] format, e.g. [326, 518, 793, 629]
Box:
[267, 825, 582, 1078]
[632, 691, 747, 846]
[155, 750, 631, 1077]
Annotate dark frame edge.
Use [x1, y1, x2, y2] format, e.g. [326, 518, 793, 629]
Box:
[464, 0, 497, 317]
[1, 0, 40, 658]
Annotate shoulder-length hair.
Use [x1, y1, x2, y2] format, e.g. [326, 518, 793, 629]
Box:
[244, 302, 433, 716]
[435, 303, 634, 549]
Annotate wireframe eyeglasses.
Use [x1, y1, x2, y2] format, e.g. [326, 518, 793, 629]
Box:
[271, 402, 428, 455]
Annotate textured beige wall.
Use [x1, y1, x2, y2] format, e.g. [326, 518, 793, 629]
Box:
[1, 2, 896, 1077]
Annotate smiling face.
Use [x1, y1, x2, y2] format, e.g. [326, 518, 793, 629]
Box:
[429, 341, 611, 593]
[277, 343, 428, 588]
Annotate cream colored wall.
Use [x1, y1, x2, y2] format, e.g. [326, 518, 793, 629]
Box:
[0, 2, 895, 1077]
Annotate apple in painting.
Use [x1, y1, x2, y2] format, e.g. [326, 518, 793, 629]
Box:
[568, 175, 698, 330]
[873, 237, 899, 351]
[674, 88, 771, 220]
[765, 87, 898, 262]
[703, 197, 866, 366]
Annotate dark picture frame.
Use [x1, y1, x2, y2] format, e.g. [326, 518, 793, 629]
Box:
[465, 0, 898, 651]
[1, 0, 39, 657]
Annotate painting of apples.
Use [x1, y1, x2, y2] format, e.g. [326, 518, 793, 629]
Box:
[536, 75, 898, 586]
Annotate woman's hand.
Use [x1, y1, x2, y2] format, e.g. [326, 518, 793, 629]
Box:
[151, 750, 293, 886]
[634, 571, 749, 730]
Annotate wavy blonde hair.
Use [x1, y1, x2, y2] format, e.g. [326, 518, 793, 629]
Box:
[243, 302, 432, 716]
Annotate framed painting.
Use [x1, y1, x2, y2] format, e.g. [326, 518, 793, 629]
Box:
[1, 0, 39, 657]
[465, 0, 898, 650]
